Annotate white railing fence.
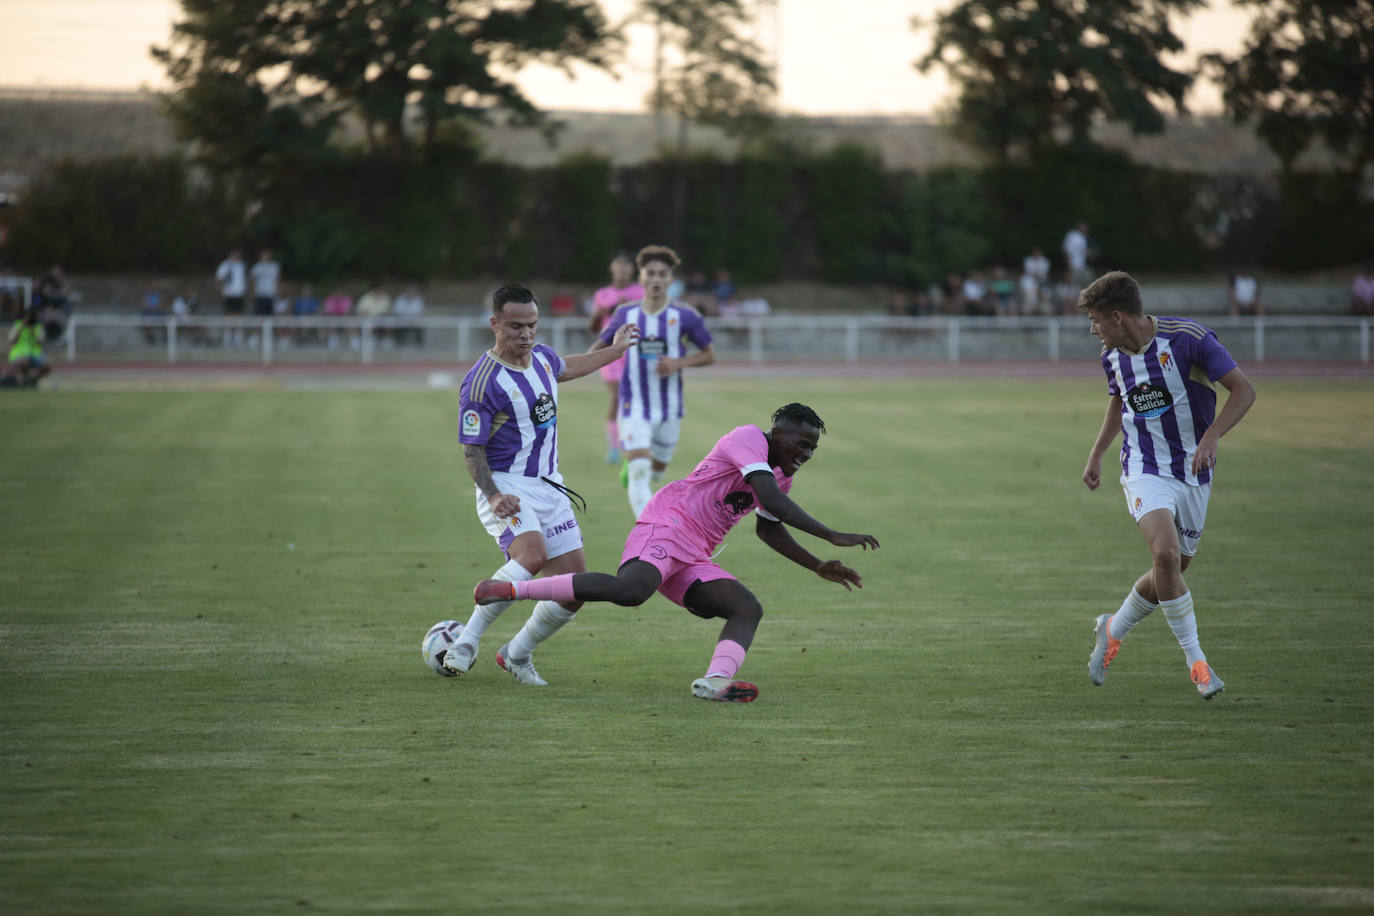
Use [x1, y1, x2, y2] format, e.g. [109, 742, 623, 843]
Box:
[53, 314, 1374, 365]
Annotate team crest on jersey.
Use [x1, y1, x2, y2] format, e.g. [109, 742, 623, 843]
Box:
[1125, 381, 1174, 418]
[720, 490, 756, 516]
[1159, 351, 1174, 373]
[462, 409, 481, 437]
[1134, 497, 1142, 512]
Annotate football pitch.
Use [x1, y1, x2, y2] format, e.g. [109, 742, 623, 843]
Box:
[2, 374, 1371, 914]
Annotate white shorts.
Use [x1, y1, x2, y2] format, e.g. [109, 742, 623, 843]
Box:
[619, 416, 681, 465]
[1120, 474, 1210, 556]
[475, 472, 583, 561]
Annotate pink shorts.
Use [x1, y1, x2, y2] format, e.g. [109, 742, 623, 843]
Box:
[620, 522, 735, 608]
[599, 355, 625, 384]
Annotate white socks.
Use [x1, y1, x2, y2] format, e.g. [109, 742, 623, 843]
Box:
[1161, 591, 1206, 667]
[506, 601, 576, 660]
[458, 558, 532, 650]
[627, 457, 653, 518]
[1109, 587, 1157, 641]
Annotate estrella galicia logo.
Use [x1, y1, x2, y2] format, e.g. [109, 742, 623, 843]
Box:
[722, 491, 755, 515]
[639, 337, 667, 361]
[531, 392, 556, 428]
[1125, 381, 1173, 419]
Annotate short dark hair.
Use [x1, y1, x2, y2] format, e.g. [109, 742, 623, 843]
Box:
[636, 245, 680, 271]
[1077, 271, 1143, 316]
[771, 402, 826, 435]
[491, 283, 537, 314]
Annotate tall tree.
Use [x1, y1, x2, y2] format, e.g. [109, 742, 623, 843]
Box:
[153, 0, 622, 169]
[1201, 0, 1374, 176]
[916, 0, 1202, 161]
[636, 0, 775, 245]
[639, 0, 775, 145]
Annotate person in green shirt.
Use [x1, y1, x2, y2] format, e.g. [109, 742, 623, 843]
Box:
[6, 305, 51, 388]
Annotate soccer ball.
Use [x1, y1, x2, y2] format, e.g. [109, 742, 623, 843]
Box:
[421, 620, 465, 676]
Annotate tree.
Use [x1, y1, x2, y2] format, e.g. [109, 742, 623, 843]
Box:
[641, 0, 775, 142]
[916, 0, 1203, 161]
[636, 0, 775, 246]
[1201, 0, 1374, 176]
[153, 0, 622, 169]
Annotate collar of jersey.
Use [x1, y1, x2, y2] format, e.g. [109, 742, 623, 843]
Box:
[487, 348, 538, 370]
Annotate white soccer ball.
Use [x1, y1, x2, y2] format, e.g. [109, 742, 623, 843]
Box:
[421, 620, 465, 676]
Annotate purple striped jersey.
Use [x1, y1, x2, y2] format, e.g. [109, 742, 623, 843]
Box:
[1101, 315, 1238, 486]
[598, 300, 712, 422]
[459, 344, 567, 479]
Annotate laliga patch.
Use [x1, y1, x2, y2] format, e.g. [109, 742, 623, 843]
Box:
[531, 392, 556, 428]
[462, 409, 481, 437]
[1125, 381, 1173, 418]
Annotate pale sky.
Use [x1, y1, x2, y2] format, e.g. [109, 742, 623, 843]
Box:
[0, 0, 1251, 115]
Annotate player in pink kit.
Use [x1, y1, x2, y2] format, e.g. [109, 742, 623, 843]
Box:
[588, 252, 644, 463]
[472, 403, 881, 702]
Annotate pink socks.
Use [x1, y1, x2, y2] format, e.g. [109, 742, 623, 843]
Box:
[515, 574, 577, 603]
[705, 639, 748, 680]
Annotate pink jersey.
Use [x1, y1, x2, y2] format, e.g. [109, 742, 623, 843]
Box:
[593, 283, 644, 329]
[639, 425, 794, 551]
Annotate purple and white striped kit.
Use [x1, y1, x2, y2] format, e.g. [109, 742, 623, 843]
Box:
[1101, 316, 1238, 485]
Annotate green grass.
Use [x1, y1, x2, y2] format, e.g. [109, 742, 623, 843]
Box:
[2, 375, 1372, 915]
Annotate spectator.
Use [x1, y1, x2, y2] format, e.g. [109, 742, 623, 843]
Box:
[1062, 221, 1094, 291]
[170, 286, 205, 347]
[989, 266, 1016, 317]
[941, 272, 967, 315]
[271, 286, 293, 347]
[887, 290, 911, 316]
[683, 270, 715, 315]
[250, 248, 281, 318]
[1022, 247, 1051, 314]
[356, 281, 392, 348]
[1351, 264, 1374, 316]
[1227, 270, 1262, 317]
[216, 248, 247, 347]
[36, 264, 72, 323]
[393, 284, 426, 345]
[1023, 247, 1051, 288]
[713, 268, 738, 313]
[962, 271, 991, 316]
[140, 289, 166, 344]
[322, 287, 353, 350]
[1019, 266, 1045, 315]
[5, 303, 51, 388]
[293, 283, 321, 345]
[739, 296, 771, 317]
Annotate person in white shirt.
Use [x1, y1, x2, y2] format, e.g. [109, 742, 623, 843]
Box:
[1063, 222, 1092, 290]
[392, 284, 426, 345]
[215, 249, 246, 347]
[1227, 272, 1262, 317]
[249, 249, 281, 317]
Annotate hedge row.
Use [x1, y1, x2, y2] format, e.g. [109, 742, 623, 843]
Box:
[5, 144, 1370, 286]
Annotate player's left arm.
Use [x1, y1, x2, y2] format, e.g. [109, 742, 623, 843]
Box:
[559, 322, 640, 381]
[746, 471, 881, 551]
[755, 516, 866, 591]
[1192, 366, 1257, 475]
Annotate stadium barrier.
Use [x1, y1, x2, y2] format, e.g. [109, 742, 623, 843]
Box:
[53, 313, 1373, 365]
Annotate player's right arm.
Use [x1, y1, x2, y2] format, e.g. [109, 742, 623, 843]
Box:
[745, 471, 881, 551]
[1082, 395, 1123, 491]
[463, 443, 520, 518]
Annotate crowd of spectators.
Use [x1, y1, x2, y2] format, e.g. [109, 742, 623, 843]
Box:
[128, 249, 431, 351]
